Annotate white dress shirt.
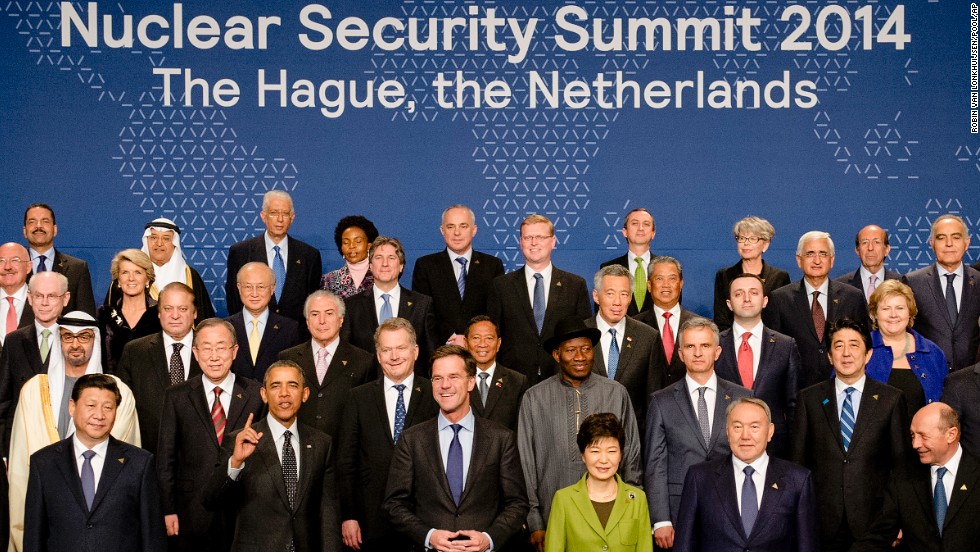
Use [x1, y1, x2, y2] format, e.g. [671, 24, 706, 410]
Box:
[264, 233, 289, 274]
[859, 266, 887, 301]
[447, 248, 473, 281]
[384, 373, 416, 436]
[203, 372, 236, 414]
[835, 375, 866, 421]
[733, 452, 770, 512]
[732, 321, 763, 378]
[686, 373, 719, 431]
[938, 263, 965, 310]
[652, 304, 681, 339]
[29, 247, 55, 274]
[932, 445, 963, 505]
[596, 315, 627, 375]
[803, 279, 829, 315]
[73, 435, 110, 491]
[162, 332, 194, 380]
[373, 284, 401, 320]
[524, 263, 553, 307]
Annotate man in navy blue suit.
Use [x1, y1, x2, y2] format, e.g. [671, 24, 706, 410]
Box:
[674, 397, 819, 552]
[23, 373, 167, 552]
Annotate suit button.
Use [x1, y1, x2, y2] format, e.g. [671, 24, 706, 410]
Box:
[87, 524, 93, 529]
[316, 415, 322, 420]
[318, 393, 324, 398]
[602, 546, 608, 551]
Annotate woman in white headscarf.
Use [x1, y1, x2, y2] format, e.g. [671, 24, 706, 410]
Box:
[140, 217, 215, 319]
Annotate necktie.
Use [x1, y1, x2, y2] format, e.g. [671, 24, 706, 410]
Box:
[248, 319, 260, 364]
[380, 293, 393, 324]
[840, 387, 856, 451]
[811, 291, 826, 342]
[741, 466, 758, 536]
[315, 348, 329, 386]
[945, 274, 958, 324]
[81, 450, 96, 510]
[532, 273, 545, 334]
[696, 386, 711, 444]
[737, 332, 754, 389]
[211, 387, 226, 444]
[634, 257, 646, 310]
[662, 312, 675, 361]
[607, 328, 620, 380]
[282, 430, 297, 509]
[37, 254, 47, 273]
[169, 343, 184, 386]
[392, 384, 406, 443]
[5, 297, 17, 335]
[934, 466, 948, 535]
[456, 257, 467, 299]
[39, 329, 51, 363]
[447, 424, 464, 505]
[478, 372, 490, 406]
[867, 274, 878, 299]
[272, 245, 286, 302]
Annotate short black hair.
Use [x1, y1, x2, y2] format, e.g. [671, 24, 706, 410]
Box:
[24, 203, 56, 225]
[827, 318, 872, 350]
[465, 315, 498, 335]
[333, 215, 379, 254]
[71, 374, 121, 406]
[727, 272, 766, 297]
[576, 413, 625, 453]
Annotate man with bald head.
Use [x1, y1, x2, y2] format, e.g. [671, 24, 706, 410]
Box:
[834, 225, 902, 303]
[226, 262, 301, 381]
[1, 242, 35, 345]
[22, 203, 96, 316]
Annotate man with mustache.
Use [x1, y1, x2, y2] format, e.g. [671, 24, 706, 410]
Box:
[22, 203, 96, 316]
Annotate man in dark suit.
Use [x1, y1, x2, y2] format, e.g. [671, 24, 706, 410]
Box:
[226, 262, 301, 381]
[383, 345, 528, 551]
[117, 282, 204, 455]
[833, 225, 902, 303]
[412, 204, 505, 345]
[674, 397, 819, 552]
[903, 214, 980, 371]
[342, 236, 438, 377]
[157, 317, 264, 551]
[854, 402, 980, 551]
[645, 317, 752, 549]
[224, 190, 322, 324]
[279, 290, 375, 441]
[1, 242, 35, 345]
[205, 360, 340, 552]
[464, 315, 528, 431]
[23, 374, 167, 552]
[763, 231, 870, 389]
[790, 318, 909, 551]
[634, 256, 697, 386]
[23, 204, 96, 316]
[487, 214, 591, 384]
[715, 273, 801, 458]
[942, 361, 980, 457]
[0, 271, 69, 456]
[598, 207, 656, 316]
[337, 318, 440, 551]
[586, 264, 668, 433]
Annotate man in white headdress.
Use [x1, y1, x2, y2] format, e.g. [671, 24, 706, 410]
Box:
[141, 217, 215, 320]
[7, 311, 140, 552]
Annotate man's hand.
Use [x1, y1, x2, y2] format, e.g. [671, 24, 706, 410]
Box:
[454, 530, 491, 552]
[528, 529, 546, 552]
[230, 413, 263, 469]
[341, 520, 362, 550]
[654, 526, 674, 549]
[447, 334, 467, 347]
[429, 529, 465, 552]
[164, 514, 179, 536]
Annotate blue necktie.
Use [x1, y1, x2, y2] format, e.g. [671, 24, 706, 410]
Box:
[935, 466, 948, 535]
[945, 274, 958, 324]
[840, 387, 856, 451]
[741, 466, 758, 536]
[37, 254, 47, 273]
[81, 449, 96, 510]
[272, 245, 286, 301]
[456, 257, 467, 299]
[607, 328, 620, 380]
[532, 273, 545, 334]
[392, 384, 406, 443]
[447, 424, 464, 505]
[380, 293, 393, 324]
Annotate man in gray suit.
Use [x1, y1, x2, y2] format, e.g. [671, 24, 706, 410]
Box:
[833, 225, 902, 303]
[645, 317, 752, 549]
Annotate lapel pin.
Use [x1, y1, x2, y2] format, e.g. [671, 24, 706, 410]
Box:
[295, 259, 302, 265]
[556, 281, 562, 287]
[626, 336, 633, 342]
[769, 337, 776, 343]
[833, 299, 839, 304]
[822, 398, 830, 405]
[118, 458, 125, 464]
[873, 394, 879, 400]
[415, 386, 421, 393]
[474, 259, 480, 265]
[724, 394, 730, 400]
[407, 301, 413, 307]
[236, 393, 243, 399]
[627, 491, 635, 500]
[772, 483, 778, 489]
[273, 324, 280, 330]
[306, 444, 312, 449]
[961, 485, 968, 491]
[342, 360, 348, 366]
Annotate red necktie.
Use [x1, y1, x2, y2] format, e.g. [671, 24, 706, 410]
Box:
[211, 388, 226, 444]
[5, 297, 17, 335]
[662, 312, 675, 360]
[738, 332, 754, 389]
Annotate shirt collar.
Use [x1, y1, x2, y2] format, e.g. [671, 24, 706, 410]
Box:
[312, 336, 340, 358]
[686, 373, 718, 394]
[859, 266, 886, 283]
[243, 308, 270, 328]
[384, 372, 415, 392]
[162, 331, 194, 350]
[938, 263, 964, 278]
[202, 372, 236, 398]
[803, 278, 830, 298]
[477, 363, 496, 380]
[447, 248, 473, 264]
[595, 315, 626, 335]
[35, 321, 58, 335]
[732, 451, 770, 475]
[653, 303, 681, 319]
[30, 247, 55, 261]
[437, 408, 475, 433]
[265, 413, 297, 442]
[732, 320, 763, 340]
[264, 232, 287, 249]
[835, 374, 866, 395]
[526, 263, 553, 281]
[72, 433, 110, 459]
[936, 445, 964, 478]
[373, 284, 401, 302]
[1, 284, 28, 301]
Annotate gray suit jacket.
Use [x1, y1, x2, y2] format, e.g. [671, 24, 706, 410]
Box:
[903, 264, 980, 371]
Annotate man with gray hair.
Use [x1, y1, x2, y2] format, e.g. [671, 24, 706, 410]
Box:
[1, 242, 35, 342]
[225, 190, 322, 325]
[763, 231, 868, 388]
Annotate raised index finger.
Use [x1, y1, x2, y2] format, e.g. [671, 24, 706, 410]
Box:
[244, 413, 254, 429]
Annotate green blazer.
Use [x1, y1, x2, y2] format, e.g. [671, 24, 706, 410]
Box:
[544, 474, 653, 552]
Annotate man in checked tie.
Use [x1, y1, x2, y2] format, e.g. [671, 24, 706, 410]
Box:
[854, 402, 980, 551]
[206, 360, 341, 552]
[790, 318, 910, 551]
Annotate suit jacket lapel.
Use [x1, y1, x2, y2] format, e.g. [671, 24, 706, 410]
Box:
[960, 272, 978, 330]
[709, 384, 735, 449]
[404, 380, 427, 426]
[293, 425, 316, 511]
[793, 282, 820, 341]
[945, 451, 980, 528]
[90, 439, 127, 514]
[720, 331, 740, 385]
[542, 271, 566, 331]
[151, 334, 173, 390]
[617, 321, 638, 380]
[55, 441, 89, 514]
[297, 344, 320, 390]
[458, 422, 486, 505]
[225, 378, 251, 431]
[321, 344, 352, 388]
[439, 251, 464, 308]
[398, 287, 416, 323]
[256, 421, 292, 509]
[567, 477, 608, 538]
[482, 371, 506, 415]
[755, 329, 779, 388]
[513, 269, 537, 333]
[371, 381, 395, 444]
[257, 317, 283, 361]
[926, 266, 955, 328]
[754, 460, 789, 538]
[910, 464, 938, 532]
[848, 383, 882, 450]
[826, 281, 844, 321]
[188, 378, 221, 447]
[818, 382, 845, 452]
[711, 460, 746, 539]
[430, 423, 454, 504]
[675, 382, 707, 451]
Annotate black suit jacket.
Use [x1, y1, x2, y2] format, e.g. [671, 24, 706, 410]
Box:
[487, 267, 592, 384]
[412, 249, 504, 339]
[585, 316, 668, 434]
[713, 259, 791, 332]
[278, 340, 376, 440]
[854, 449, 980, 552]
[715, 326, 801, 457]
[469, 364, 528, 432]
[834, 267, 902, 303]
[0, 324, 51, 455]
[156, 375, 264, 550]
[27, 250, 97, 316]
[941, 362, 980, 457]
[762, 279, 870, 389]
[340, 286, 438, 377]
[599, 254, 654, 316]
[116, 332, 203, 455]
[674, 456, 819, 552]
[633, 306, 697, 386]
[383, 415, 529, 549]
[204, 419, 341, 552]
[336, 377, 440, 541]
[790, 378, 910, 543]
[224, 235, 323, 323]
[226, 312, 302, 381]
[23, 437, 167, 552]
[903, 264, 980, 371]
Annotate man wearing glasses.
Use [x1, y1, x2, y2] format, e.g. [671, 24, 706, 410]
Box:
[0, 242, 34, 345]
[763, 232, 869, 389]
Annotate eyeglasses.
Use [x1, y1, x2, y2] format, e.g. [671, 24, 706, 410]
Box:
[520, 235, 553, 243]
[264, 210, 293, 219]
[735, 236, 763, 244]
[0, 257, 30, 265]
[30, 292, 65, 303]
[801, 251, 831, 259]
[60, 332, 95, 344]
[194, 345, 233, 357]
[239, 284, 270, 293]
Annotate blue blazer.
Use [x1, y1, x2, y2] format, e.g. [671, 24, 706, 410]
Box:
[544, 474, 652, 552]
[866, 329, 948, 403]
